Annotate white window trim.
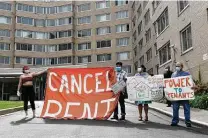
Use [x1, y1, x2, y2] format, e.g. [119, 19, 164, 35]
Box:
[96, 14, 111, 22]
[96, 54, 111, 62]
[95, 1, 111, 10]
[77, 56, 92, 64]
[77, 42, 91, 51]
[178, 2, 189, 16]
[77, 29, 91, 38]
[96, 40, 111, 49]
[77, 16, 91, 25]
[115, 10, 129, 20]
[77, 3, 91, 12]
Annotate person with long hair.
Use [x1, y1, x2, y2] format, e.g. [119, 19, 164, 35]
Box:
[135, 65, 152, 121]
[17, 66, 47, 117]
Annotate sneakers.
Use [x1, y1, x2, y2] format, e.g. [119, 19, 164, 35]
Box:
[32, 110, 36, 118]
[186, 121, 192, 127]
[171, 123, 178, 126]
[119, 116, 125, 121]
[111, 116, 118, 120]
[25, 111, 28, 118]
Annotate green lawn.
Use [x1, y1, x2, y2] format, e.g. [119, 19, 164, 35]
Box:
[0, 101, 23, 110]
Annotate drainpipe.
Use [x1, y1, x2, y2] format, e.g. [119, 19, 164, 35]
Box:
[11, 1, 16, 68]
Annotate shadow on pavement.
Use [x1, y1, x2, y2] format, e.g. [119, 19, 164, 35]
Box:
[10, 117, 34, 126]
[40, 119, 208, 136]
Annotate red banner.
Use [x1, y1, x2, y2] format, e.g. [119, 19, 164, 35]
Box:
[40, 67, 119, 120]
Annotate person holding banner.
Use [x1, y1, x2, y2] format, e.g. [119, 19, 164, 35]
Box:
[170, 62, 196, 127]
[135, 65, 151, 121]
[17, 66, 47, 117]
[164, 66, 173, 107]
[111, 62, 127, 120]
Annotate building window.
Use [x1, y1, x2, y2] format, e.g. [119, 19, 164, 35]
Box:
[46, 7, 56, 14]
[16, 57, 32, 64]
[152, 0, 160, 14]
[159, 41, 171, 65]
[117, 52, 130, 60]
[97, 54, 111, 62]
[155, 8, 169, 35]
[36, 6, 45, 14]
[96, 13, 111, 22]
[58, 17, 72, 26]
[16, 43, 32, 51]
[143, 1, 148, 9]
[147, 68, 153, 75]
[97, 40, 111, 48]
[139, 38, 143, 49]
[47, 57, 58, 65]
[178, 0, 189, 13]
[57, 4, 72, 13]
[47, 45, 57, 52]
[0, 43, 10, 51]
[48, 32, 57, 39]
[144, 9, 150, 25]
[116, 37, 129, 46]
[96, 0, 110, 9]
[180, 24, 192, 52]
[116, 10, 128, 19]
[58, 56, 71, 64]
[77, 3, 91, 12]
[0, 30, 10, 37]
[34, 58, 45, 65]
[78, 56, 91, 63]
[17, 16, 33, 25]
[116, 24, 129, 32]
[35, 32, 46, 39]
[34, 45, 46, 52]
[17, 3, 33, 12]
[0, 16, 11, 24]
[78, 16, 91, 24]
[156, 64, 159, 74]
[133, 31, 136, 42]
[145, 28, 151, 43]
[78, 29, 91, 37]
[123, 65, 131, 73]
[0, 2, 11, 11]
[58, 30, 72, 38]
[154, 43, 158, 56]
[0, 56, 10, 64]
[35, 19, 45, 27]
[78, 42, 91, 50]
[58, 43, 72, 51]
[137, 5, 142, 18]
[139, 56, 144, 66]
[138, 21, 142, 35]
[46, 19, 56, 26]
[96, 27, 111, 35]
[115, 0, 128, 6]
[146, 48, 152, 62]
[132, 16, 136, 27]
[134, 46, 137, 56]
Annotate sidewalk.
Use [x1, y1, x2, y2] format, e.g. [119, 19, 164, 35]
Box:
[125, 99, 208, 127]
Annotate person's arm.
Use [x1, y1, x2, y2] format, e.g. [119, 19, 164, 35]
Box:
[123, 72, 127, 82]
[17, 76, 22, 93]
[32, 68, 48, 77]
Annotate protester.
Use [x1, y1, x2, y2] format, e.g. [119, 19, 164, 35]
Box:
[170, 62, 197, 127]
[135, 65, 151, 121]
[164, 66, 173, 107]
[111, 62, 127, 120]
[17, 66, 47, 117]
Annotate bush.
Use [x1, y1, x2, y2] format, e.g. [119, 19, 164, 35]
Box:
[190, 82, 208, 110]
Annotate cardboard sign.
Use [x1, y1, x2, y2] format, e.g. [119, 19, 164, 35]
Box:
[164, 76, 195, 101]
[111, 79, 126, 95]
[40, 67, 119, 120]
[127, 76, 151, 101]
[148, 75, 164, 101]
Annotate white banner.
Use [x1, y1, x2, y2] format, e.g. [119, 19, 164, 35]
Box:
[164, 76, 195, 101]
[127, 75, 164, 101]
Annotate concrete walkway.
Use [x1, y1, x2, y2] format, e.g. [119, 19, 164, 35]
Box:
[125, 99, 208, 127]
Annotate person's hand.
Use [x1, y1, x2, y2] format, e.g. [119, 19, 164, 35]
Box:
[17, 91, 21, 97]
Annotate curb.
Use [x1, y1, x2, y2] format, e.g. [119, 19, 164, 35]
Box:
[0, 105, 31, 116]
[125, 101, 208, 128]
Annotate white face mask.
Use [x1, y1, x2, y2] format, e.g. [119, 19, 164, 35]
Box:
[137, 68, 142, 72]
[175, 67, 181, 72]
[164, 69, 168, 72]
[24, 70, 30, 73]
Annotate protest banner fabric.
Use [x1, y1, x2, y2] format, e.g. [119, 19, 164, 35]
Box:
[40, 67, 119, 120]
[164, 76, 195, 101]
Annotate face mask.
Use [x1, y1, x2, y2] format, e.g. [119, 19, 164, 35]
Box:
[24, 70, 30, 73]
[137, 68, 142, 72]
[175, 67, 181, 72]
[116, 67, 121, 72]
[164, 69, 168, 72]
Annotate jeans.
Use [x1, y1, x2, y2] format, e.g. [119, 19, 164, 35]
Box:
[172, 100, 190, 124]
[113, 93, 126, 117]
[22, 86, 36, 111]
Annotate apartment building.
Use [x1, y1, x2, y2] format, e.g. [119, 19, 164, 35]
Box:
[0, 0, 132, 75]
[131, 1, 208, 82]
